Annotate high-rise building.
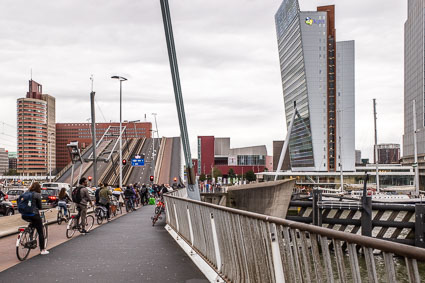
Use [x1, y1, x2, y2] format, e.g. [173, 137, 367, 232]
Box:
[403, 0, 425, 176]
[0, 148, 8, 174]
[376, 144, 400, 164]
[55, 122, 152, 171]
[17, 80, 56, 175]
[275, 1, 355, 172]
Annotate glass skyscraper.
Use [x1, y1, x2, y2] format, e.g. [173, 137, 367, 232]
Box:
[275, 0, 355, 172]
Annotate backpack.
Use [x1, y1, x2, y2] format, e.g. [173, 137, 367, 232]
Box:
[124, 188, 133, 197]
[72, 187, 82, 204]
[95, 188, 100, 204]
[18, 192, 35, 215]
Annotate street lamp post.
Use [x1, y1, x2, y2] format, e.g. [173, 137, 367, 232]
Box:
[111, 76, 127, 189]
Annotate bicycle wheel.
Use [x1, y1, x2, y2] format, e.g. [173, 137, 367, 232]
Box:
[43, 225, 48, 249]
[57, 210, 63, 225]
[66, 219, 76, 239]
[85, 215, 94, 231]
[125, 201, 130, 213]
[16, 229, 32, 261]
[154, 206, 160, 215]
[97, 214, 103, 225]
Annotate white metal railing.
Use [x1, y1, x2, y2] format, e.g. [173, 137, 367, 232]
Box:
[164, 194, 425, 283]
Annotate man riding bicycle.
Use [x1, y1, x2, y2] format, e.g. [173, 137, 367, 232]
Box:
[99, 183, 112, 220]
[73, 177, 93, 234]
[123, 185, 136, 210]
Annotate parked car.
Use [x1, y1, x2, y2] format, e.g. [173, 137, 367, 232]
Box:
[40, 183, 72, 209]
[6, 188, 27, 207]
[0, 198, 14, 216]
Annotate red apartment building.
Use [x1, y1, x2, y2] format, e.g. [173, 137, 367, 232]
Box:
[56, 122, 152, 170]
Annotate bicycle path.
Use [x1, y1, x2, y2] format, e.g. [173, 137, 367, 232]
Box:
[0, 205, 208, 283]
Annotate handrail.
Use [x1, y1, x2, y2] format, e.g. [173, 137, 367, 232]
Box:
[166, 194, 425, 262]
[165, 194, 425, 282]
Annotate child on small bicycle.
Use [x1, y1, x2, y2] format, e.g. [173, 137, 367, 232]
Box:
[58, 187, 72, 218]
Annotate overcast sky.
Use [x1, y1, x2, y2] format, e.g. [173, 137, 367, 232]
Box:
[0, 0, 407, 161]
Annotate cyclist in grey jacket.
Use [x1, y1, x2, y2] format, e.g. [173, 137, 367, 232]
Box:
[76, 177, 93, 234]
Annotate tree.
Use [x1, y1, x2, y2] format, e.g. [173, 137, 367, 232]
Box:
[245, 170, 256, 182]
[199, 173, 206, 182]
[212, 167, 222, 179]
[228, 168, 236, 179]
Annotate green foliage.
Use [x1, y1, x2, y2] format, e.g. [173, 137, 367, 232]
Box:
[212, 167, 222, 179]
[228, 168, 236, 179]
[199, 173, 206, 182]
[245, 170, 256, 182]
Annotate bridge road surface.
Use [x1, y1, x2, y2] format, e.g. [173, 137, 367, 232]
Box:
[127, 138, 154, 185]
[0, 205, 208, 283]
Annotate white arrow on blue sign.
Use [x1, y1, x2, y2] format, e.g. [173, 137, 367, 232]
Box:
[131, 158, 144, 166]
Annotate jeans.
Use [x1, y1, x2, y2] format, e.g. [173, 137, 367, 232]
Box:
[58, 202, 68, 216]
[22, 214, 45, 251]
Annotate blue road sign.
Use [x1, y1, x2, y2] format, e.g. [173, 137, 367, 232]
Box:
[131, 158, 144, 166]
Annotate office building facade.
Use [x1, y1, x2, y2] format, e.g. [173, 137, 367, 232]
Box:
[275, 0, 355, 172]
[376, 144, 400, 164]
[17, 80, 55, 175]
[55, 122, 152, 170]
[403, 0, 425, 164]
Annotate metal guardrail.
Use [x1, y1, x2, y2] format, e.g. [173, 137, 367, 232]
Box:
[164, 194, 425, 283]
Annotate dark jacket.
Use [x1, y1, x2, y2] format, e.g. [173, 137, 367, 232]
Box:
[31, 192, 42, 215]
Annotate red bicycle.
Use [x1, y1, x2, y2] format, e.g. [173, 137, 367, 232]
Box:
[151, 197, 166, 226]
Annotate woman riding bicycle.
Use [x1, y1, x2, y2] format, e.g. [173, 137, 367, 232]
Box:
[58, 187, 72, 219]
[21, 182, 49, 255]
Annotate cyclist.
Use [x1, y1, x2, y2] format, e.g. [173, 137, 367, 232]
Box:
[99, 182, 112, 220]
[124, 185, 135, 210]
[58, 187, 71, 219]
[75, 177, 93, 234]
[20, 182, 49, 255]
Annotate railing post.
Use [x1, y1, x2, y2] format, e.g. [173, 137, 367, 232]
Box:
[415, 204, 425, 248]
[312, 190, 322, 226]
[187, 205, 194, 245]
[361, 196, 372, 237]
[269, 223, 285, 283]
[210, 212, 222, 273]
[173, 203, 179, 233]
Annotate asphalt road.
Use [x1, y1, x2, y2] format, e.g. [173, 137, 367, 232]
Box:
[127, 138, 154, 186]
[0, 205, 207, 283]
[169, 137, 182, 185]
